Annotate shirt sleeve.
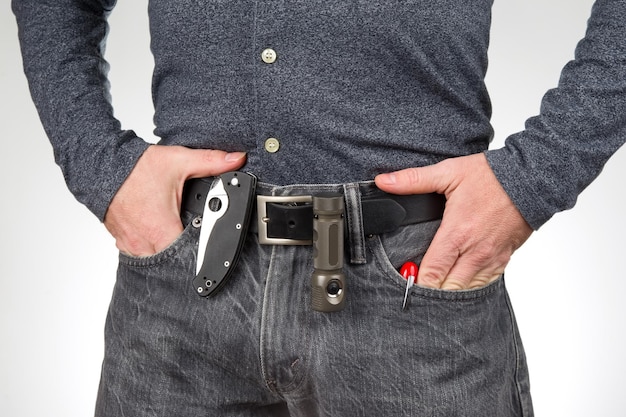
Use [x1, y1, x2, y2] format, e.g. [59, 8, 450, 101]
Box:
[13, 0, 150, 221]
[485, 0, 626, 230]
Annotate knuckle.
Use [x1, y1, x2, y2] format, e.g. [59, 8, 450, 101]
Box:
[123, 238, 146, 257]
[418, 264, 448, 287]
[470, 245, 494, 266]
[473, 237, 512, 268]
[402, 168, 422, 186]
[199, 148, 219, 162]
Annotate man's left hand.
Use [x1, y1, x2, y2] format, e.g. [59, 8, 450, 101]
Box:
[375, 153, 533, 290]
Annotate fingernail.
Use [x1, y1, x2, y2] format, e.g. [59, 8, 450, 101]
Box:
[377, 173, 396, 185]
[225, 152, 246, 162]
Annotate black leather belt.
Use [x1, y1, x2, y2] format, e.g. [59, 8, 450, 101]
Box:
[182, 179, 446, 245]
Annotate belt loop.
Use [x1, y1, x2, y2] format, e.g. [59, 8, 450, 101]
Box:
[343, 183, 367, 264]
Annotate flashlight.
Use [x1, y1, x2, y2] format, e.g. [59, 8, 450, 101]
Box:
[311, 194, 346, 312]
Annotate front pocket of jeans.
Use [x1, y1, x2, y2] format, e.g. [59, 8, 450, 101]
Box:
[367, 223, 501, 302]
[118, 223, 198, 268]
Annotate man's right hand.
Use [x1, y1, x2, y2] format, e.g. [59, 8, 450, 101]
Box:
[104, 145, 247, 257]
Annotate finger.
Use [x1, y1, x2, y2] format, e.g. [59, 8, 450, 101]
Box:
[374, 161, 456, 196]
[419, 224, 510, 290]
[144, 145, 247, 217]
[438, 258, 505, 290]
[177, 148, 247, 180]
[417, 240, 458, 288]
[418, 212, 462, 288]
[415, 201, 497, 290]
[418, 242, 503, 291]
[440, 272, 502, 291]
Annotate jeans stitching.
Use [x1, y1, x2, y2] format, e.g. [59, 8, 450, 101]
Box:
[368, 233, 501, 301]
[118, 224, 197, 268]
[259, 243, 277, 395]
[504, 289, 534, 416]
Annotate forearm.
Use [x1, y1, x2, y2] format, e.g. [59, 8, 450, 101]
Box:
[486, 0, 626, 229]
[13, 0, 149, 221]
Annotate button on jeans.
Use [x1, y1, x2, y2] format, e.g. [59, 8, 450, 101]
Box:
[95, 182, 533, 417]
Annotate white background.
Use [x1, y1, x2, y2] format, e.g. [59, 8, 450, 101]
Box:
[2, 0, 625, 415]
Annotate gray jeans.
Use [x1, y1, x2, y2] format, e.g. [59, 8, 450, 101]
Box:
[96, 182, 533, 416]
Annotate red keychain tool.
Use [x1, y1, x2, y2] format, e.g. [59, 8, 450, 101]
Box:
[400, 261, 418, 310]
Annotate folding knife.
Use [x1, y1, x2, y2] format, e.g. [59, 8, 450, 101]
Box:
[193, 172, 256, 297]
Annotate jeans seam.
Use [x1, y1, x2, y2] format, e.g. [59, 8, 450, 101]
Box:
[258, 245, 311, 399]
[259, 244, 277, 395]
[504, 287, 532, 416]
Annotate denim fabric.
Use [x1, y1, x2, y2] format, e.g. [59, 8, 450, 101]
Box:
[96, 183, 533, 417]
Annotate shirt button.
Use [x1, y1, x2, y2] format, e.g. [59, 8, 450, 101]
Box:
[261, 48, 277, 64]
[264, 138, 280, 153]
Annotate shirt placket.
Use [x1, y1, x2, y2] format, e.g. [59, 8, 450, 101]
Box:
[253, 0, 287, 179]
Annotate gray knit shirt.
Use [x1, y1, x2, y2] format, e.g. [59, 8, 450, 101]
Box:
[13, 0, 626, 229]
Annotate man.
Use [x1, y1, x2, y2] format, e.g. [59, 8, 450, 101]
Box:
[13, 0, 626, 416]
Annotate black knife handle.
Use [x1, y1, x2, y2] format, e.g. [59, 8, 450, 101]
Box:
[193, 172, 256, 297]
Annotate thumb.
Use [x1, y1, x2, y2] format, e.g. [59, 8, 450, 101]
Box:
[177, 148, 247, 180]
[374, 162, 453, 196]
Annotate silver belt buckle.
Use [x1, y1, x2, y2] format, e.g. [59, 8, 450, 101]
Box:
[257, 195, 313, 245]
